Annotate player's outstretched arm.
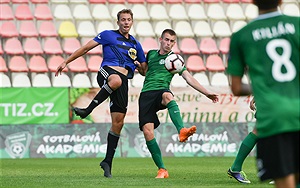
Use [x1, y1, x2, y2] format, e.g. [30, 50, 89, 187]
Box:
[55, 40, 99, 76]
[181, 70, 218, 103]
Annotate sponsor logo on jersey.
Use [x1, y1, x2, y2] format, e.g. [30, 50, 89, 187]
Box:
[128, 48, 137, 60]
[159, 59, 165, 65]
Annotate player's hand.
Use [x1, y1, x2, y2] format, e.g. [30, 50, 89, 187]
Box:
[134, 60, 141, 68]
[249, 98, 256, 111]
[206, 94, 219, 103]
[55, 62, 67, 77]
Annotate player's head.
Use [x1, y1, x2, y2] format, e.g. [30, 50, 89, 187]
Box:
[159, 29, 177, 54]
[117, 9, 133, 36]
[252, 0, 281, 11]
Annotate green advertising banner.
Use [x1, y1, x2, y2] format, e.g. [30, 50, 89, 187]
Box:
[0, 88, 69, 125]
[0, 123, 255, 159]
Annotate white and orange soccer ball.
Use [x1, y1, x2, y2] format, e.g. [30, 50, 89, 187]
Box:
[164, 54, 185, 74]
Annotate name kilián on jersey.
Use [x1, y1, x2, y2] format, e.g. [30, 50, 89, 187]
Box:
[252, 22, 295, 41]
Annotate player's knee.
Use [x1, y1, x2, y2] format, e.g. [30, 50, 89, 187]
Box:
[162, 92, 173, 104]
[142, 124, 155, 139]
[108, 74, 122, 89]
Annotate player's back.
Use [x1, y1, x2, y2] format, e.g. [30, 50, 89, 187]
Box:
[233, 13, 299, 96]
[230, 12, 300, 137]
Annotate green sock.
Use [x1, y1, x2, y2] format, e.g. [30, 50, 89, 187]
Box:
[146, 138, 165, 169]
[167, 100, 184, 133]
[231, 132, 258, 172]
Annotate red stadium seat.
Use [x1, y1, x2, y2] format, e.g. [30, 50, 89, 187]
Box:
[241, 0, 252, 3]
[15, 4, 34, 20]
[0, 43, 3, 55]
[141, 37, 158, 54]
[30, 0, 49, 3]
[107, 0, 126, 3]
[9, 56, 28, 72]
[34, 4, 53, 20]
[29, 55, 49, 73]
[184, 0, 202, 3]
[186, 55, 206, 73]
[127, 0, 144, 3]
[68, 57, 88, 73]
[146, 0, 164, 3]
[222, 0, 240, 3]
[172, 42, 181, 54]
[4, 38, 24, 55]
[199, 38, 219, 55]
[19, 21, 39, 38]
[38, 21, 58, 37]
[63, 38, 81, 54]
[219, 37, 230, 66]
[219, 37, 230, 55]
[165, 0, 183, 3]
[48, 55, 68, 72]
[88, 56, 102, 72]
[83, 38, 102, 55]
[0, 4, 14, 20]
[203, 0, 220, 3]
[205, 55, 225, 72]
[180, 38, 200, 55]
[0, 0, 10, 3]
[0, 21, 19, 38]
[12, 0, 29, 3]
[43, 38, 63, 55]
[24, 38, 44, 55]
[0, 56, 8, 72]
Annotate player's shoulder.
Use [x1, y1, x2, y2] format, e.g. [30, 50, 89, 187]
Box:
[148, 49, 159, 55]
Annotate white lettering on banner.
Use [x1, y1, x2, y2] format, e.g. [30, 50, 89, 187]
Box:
[171, 131, 228, 142]
[36, 144, 107, 154]
[165, 143, 236, 153]
[167, 131, 236, 154]
[0, 103, 58, 117]
[37, 132, 104, 155]
[43, 132, 101, 143]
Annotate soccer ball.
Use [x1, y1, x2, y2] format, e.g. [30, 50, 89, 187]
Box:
[164, 54, 185, 74]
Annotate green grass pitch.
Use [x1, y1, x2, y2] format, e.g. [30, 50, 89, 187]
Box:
[0, 157, 272, 188]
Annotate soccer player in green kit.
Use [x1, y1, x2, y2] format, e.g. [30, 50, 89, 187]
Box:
[227, 0, 299, 188]
[136, 29, 219, 178]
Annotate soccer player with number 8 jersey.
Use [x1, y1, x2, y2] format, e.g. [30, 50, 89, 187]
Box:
[227, 0, 299, 187]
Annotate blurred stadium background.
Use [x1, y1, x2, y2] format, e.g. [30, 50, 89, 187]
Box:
[0, 0, 299, 160]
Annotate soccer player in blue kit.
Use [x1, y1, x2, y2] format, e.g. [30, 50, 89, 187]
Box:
[55, 9, 146, 178]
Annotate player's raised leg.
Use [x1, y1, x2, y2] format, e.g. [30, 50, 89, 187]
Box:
[166, 98, 197, 142]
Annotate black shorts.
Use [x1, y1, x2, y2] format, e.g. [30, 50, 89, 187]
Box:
[138, 89, 172, 131]
[256, 131, 300, 181]
[97, 66, 128, 114]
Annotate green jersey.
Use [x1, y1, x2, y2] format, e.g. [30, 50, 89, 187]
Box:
[227, 11, 300, 138]
[141, 50, 186, 92]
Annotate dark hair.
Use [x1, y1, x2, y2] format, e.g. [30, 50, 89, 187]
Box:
[117, 9, 133, 21]
[161, 29, 177, 38]
[253, 0, 280, 10]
